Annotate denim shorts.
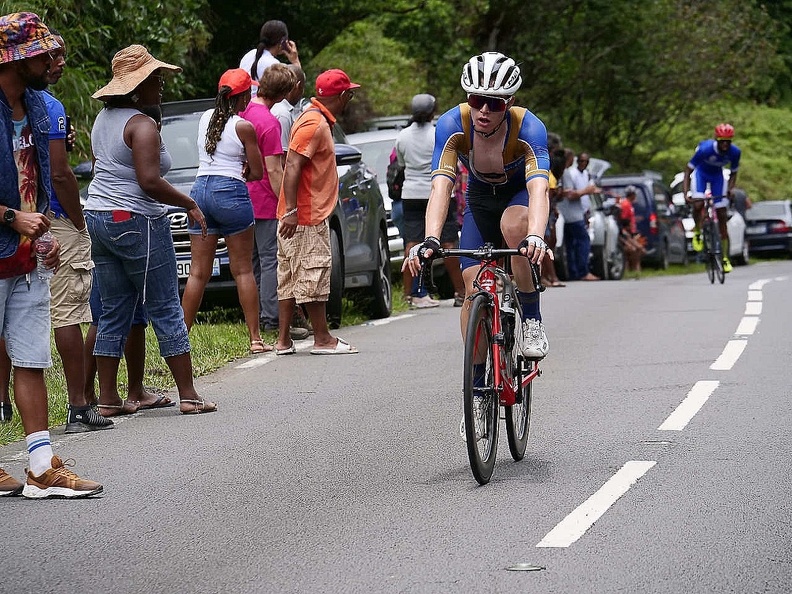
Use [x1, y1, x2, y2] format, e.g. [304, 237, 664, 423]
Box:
[86, 210, 189, 359]
[188, 175, 254, 237]
[0, 273, 52, 368]
[88, 268, 148, 328]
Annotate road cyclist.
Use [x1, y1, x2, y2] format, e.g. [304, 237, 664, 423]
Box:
[682, 122, 741, 273]
[403, 52, 551, 467]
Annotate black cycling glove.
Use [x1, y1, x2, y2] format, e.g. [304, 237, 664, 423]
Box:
[417, 235, 442, 264]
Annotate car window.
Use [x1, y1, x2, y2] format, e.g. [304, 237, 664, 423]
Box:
[746, 202, 789, 219]
[357, 139, 396, 181]
[161, 113, 203, 171]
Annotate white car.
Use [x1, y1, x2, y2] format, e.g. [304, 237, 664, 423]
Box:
[670, 171, 749, 264]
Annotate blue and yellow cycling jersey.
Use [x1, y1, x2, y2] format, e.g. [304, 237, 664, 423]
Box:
[431, 103, 549, 186]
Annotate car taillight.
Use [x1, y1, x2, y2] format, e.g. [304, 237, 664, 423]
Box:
[649, 212, 658, 234]
[768, 221, 792, 233]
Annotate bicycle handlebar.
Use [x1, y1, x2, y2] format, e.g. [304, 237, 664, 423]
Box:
[418, 246, 545, 294]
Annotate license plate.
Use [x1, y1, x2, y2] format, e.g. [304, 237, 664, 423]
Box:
[746, 225, 766, 235]
[177, 258, 220, 278]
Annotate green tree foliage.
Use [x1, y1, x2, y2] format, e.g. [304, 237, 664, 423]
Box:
[0, 0, 210, 160]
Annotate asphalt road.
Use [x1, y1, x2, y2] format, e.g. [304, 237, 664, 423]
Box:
[2, 260, 791, 594]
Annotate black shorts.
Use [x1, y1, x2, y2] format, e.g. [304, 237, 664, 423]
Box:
[402, 199, 459, 244]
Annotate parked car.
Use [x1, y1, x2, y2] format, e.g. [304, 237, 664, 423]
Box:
[743, 199, 792, 256]
[343, 128, 403, 263]
[77, 99, 393, 327]
[669, 171, 749, 264]
[600, 172, 688, 268]
[587, 192, 624, 280]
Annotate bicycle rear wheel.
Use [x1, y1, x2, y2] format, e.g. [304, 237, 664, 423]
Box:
[505, 355, 533, 461]
[463, 294, 499, 485]
[703, 223, 715, 284]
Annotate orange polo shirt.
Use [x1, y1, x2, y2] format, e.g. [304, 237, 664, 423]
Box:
[277, 98, 339, 226]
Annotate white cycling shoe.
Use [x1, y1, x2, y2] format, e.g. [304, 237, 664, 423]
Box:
[519, 318, 549, 359]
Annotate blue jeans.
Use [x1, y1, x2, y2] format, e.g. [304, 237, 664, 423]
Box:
[0, 273, 51, 368]
[88, 268, 148, 327]
[564, 220, 591, 280]
[86, 210, 189, 358]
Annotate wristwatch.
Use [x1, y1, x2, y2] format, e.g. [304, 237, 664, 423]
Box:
[2, 209, 15, 225]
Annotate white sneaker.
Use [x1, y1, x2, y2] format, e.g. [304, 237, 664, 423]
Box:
[519, 318, 549, 359]
[409, 295, 440, 309]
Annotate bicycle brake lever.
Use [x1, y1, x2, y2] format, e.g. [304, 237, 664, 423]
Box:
[529, 262, 545, 293]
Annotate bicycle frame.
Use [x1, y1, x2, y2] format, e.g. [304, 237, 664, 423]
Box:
[426, 245, 543, 407]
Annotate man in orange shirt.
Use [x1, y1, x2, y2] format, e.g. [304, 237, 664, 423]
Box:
[274, 68, 359, 355]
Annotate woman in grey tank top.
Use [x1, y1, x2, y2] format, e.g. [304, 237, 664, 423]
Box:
[86, 44, 216, 416]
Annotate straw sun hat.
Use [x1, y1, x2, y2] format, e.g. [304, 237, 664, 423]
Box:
[92, 44, 181, 100]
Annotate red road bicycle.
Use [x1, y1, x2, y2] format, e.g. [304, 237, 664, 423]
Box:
[421, 244, 544, 484]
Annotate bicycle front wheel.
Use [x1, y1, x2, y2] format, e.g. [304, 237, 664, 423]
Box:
[463, 294, 499, 485]
[715, 254, 725, 284]
[505, 356, 533, 461]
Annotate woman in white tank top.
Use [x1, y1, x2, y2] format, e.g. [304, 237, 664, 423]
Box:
[181, 68, 272, 354]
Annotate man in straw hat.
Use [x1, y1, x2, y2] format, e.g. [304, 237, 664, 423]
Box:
[0, 12, 102, 498]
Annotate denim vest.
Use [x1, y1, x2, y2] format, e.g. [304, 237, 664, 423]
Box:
[0, 87, 51, 258]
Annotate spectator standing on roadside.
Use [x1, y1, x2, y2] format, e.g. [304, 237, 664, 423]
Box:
[397, 93, 465, 308]
[541, 147, 567, 287]
[618, 185, 646, 279]
[559, 150, 600, 281]
[239, 20, 300, 94]
[274, 68, 360, 356]
[181, 68, 269, 355]
[271, 64, 307, 154]
[240, 64, 297, 335]
[0, 12, 102, 498]
[87, 44, 216, 416]
[731, 187, 752, 220]
[0, 31, 112, 433]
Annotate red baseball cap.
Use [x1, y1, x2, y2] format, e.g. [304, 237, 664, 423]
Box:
[315, 68, 360, 97]
[218, 68, 252, 96]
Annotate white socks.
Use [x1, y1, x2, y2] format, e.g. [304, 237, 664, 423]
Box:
[26, 430, 54, 476]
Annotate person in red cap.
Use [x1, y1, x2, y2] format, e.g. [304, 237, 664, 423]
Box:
[181, 68, 271, 354]
[274, 68, 360, 355]
[0, 12, 103, 498]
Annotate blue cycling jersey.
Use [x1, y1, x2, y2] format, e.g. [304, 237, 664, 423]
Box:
[688, 139, 741, 199]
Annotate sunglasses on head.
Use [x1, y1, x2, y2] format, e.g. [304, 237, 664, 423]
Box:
[467, 94, 509, 112]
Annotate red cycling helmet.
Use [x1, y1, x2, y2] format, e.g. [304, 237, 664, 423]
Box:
[714, 123, 735, 140]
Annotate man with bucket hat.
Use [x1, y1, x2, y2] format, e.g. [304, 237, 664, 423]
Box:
[0, 12, 102, 498]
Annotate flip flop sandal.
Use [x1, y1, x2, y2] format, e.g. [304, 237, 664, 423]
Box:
[310, 337, 359, 355]
[250, 339, 273, 355]
[97, 399, 139, 417]
[179, 399, 218, 415]
[275, 341, 296, 355]
[136, 395, 175, 410]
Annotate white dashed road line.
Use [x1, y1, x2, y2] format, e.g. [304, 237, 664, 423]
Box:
[658, 380, 720, 431]
[536, 461, 657, 548]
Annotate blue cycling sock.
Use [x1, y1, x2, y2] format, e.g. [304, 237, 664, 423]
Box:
[517, 290, 541, 322]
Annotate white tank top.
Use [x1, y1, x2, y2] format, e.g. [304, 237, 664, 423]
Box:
[196, 110, 246, 181]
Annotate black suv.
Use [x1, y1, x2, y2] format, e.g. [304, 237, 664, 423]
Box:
[599, 172, 688, 268]
[80, 99, 393, 327]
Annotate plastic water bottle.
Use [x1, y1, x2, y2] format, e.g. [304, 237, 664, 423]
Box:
[35, 231, 55, 280]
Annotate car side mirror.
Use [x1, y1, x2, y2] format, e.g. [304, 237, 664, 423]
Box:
[335, 143, 362, 167]
[72, 160, 93, 180]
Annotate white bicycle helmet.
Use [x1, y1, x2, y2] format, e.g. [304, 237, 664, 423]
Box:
[460, 52, 522, 97]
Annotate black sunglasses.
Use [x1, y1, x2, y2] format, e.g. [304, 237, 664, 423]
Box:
[467, 94, 509, 112]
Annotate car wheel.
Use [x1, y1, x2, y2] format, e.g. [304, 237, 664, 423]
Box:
[591, 245, 608, 279]
[327, 227, 343, 329]
[736, 238, 750, 265]
[608, 246, 625, 280]
[367, 230, 392, 319]
[655, 241, 669, 270]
